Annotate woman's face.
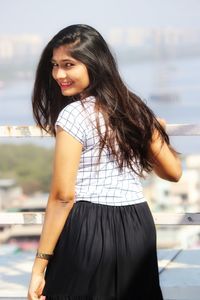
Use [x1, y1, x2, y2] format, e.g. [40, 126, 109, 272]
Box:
[51, 45, 90, 97]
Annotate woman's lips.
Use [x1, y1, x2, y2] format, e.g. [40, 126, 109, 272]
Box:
[59, 81, 73, 89]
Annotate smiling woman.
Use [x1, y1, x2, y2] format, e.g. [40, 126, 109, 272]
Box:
[28, 24, 181, 300]
[51, 46, 90, 97]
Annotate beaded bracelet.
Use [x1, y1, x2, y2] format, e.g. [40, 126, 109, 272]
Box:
[36, 251, 54, 261]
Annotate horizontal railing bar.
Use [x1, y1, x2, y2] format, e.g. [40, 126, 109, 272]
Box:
[167, 124, 200, 136]
[0, 212, 44, 225]
[0, 126, 50, 137]
[0, 298, 27, 300]
[0, 212, 200, 225]
[0, 124, 200, 137]
[153, 213, 200, 225]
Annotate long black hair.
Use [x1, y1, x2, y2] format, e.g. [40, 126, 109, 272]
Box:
[32, 24, 172, 176]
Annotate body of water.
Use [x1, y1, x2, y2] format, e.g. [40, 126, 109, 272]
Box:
[0, 56, 200, 153]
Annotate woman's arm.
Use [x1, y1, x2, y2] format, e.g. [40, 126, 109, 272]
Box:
[31, 126, 83, 275]
[148, 119, 182, 182]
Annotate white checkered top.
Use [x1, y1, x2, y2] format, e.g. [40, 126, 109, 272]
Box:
[55, 96, 146, 206]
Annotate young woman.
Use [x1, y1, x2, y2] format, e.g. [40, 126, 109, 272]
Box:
[28, 24, 182, 300]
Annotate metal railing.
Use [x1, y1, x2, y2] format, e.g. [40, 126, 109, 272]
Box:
[0, 124, 200, 226]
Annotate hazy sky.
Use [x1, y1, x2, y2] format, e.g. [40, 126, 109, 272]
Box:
[1, 0, 200, 38]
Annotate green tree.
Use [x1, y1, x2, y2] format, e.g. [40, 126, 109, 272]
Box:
[0, 144, 54, 194]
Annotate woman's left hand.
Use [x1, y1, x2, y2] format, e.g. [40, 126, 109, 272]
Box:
[156, 117, 167, 131]
[27, 272, 46, 300]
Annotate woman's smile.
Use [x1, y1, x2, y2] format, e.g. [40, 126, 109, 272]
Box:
[51, 45, 90, 96]
[58, 81, 74, 89]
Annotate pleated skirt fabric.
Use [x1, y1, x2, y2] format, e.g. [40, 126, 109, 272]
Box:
[42, 200, 163, 300]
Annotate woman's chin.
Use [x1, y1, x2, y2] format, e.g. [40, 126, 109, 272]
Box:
[61, 90, 76, 97]
[61, 89, 84, 98]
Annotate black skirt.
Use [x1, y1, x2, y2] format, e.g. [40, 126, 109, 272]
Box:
[42, 201, 163, 300]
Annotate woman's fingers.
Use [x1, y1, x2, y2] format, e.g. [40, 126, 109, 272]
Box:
[156, 117, 167, 130]
[27, 291, 40, 299]
[27, 273, 46, 300]
[27, 291, 45, 300]
[36, 279, 45, 295]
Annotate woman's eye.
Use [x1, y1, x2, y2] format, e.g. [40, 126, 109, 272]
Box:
[65, 63, 74, 68]
[51, 62, 74, 68]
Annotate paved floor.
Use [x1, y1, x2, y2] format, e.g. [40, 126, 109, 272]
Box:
[0, 246, 200, 300]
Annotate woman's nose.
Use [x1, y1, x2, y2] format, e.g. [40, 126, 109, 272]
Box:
[55, 67, 68, 79]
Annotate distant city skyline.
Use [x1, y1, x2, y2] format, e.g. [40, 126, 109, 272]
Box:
[1, 0, 200, 39]
[1, 27, 200, 63]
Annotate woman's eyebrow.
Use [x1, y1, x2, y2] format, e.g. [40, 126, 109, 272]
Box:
[51, 58, 76, 63]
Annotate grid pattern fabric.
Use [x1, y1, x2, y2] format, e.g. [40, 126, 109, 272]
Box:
[55, 96, 146, 206]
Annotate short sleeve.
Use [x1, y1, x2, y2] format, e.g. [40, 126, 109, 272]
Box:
[55, 102, 87, 144]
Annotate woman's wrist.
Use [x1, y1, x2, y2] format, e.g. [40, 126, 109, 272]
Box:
[32, 258, 48, 275]
[31, 250, 53, 274]
[36, 251, 54, 260]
